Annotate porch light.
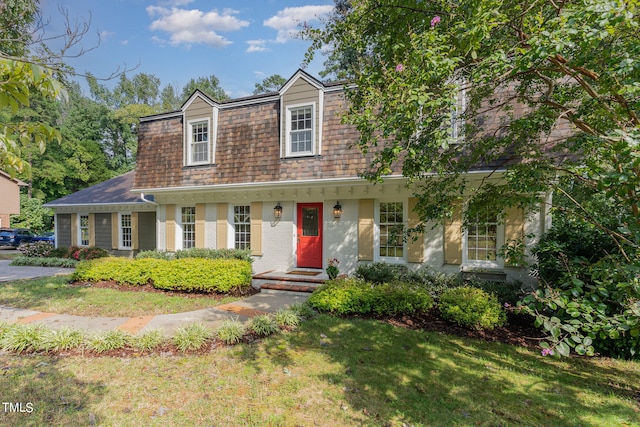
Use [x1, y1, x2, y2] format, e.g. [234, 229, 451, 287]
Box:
[274, 202, 283, 219]
[333, 201, 342, 219]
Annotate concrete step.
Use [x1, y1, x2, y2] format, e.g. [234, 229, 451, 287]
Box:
[252, 270, 327, 294]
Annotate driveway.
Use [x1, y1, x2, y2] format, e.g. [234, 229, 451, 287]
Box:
[0, 260, 73, 282]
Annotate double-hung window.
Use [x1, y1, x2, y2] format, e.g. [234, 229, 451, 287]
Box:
[79, 214, 89, 246]
[379, 202, 404, 259]
[287, 105, 314, 156]
[181, 207, 196, 249]
[464, 209, 501, 267]
[120, 213, 132, 249]
[233, 205, 251, 250]
[188, 119, 209, 165]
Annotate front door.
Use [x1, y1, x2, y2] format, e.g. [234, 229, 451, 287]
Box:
[296, 203, 323, 268]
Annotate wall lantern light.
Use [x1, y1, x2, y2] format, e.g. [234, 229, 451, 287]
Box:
[274, 202, 283, 219]
[333, 201, 342, 219]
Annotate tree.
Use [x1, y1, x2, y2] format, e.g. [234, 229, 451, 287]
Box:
[253, 74, 287, 94]
[10, 194, 53, 233]
[306, 0, 639, 357]
[180, 75, 229, 102]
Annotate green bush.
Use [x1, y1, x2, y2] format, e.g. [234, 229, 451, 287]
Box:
[73, 257, 252, 293]
[17, 242, 56, 258]
[70, 246, 110, 261]
[136, 250, 173, 260]
[248, 315, 279, 337]
[86, 330, 132, 353]
[10, 256, 77, 268]
[465, 277, 527, 306]
[132, 330, 165, 351]
[216, 319, 245, 345]
[173, 323, 212, 352]
[151, 258, 252, 293]
[42, 327, 85, 352]
[439, 287, 507, 330]
[175, 248, 253, 263]
[0, 324, 47, 354]
[402, 265, 461, 298]
[308, 278, 434, 316]
[354, 262, 408, 284]
[275, 308, 301, 327]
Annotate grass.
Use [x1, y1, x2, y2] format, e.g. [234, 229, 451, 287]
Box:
[0, 249, 20, 260]
[0, 315, 639, 426]
[0, 276, 241, 317]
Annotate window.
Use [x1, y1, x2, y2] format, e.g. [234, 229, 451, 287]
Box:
[79, 215, 89, 246]
[449, 80, 467, 143]
[181, 207, 196, 249]
[188, 120, 209, 165]
[379, 202, 404, 258]
[120, 214, 132, 249]
[233, 205, 251, 250]
[466, 210, 499, 264]
[287, 105, 314, 156]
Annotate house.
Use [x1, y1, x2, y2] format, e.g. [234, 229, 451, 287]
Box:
[45, 70, 551, 282]
[0, 171, 26, 228]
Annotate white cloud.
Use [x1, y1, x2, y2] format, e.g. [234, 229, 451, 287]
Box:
[264, 5, 333, 43]
[246, 39, 269, 53]
[146, 5, 249, 48]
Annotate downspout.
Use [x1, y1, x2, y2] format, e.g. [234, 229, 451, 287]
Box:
[140, 193, 158, 206]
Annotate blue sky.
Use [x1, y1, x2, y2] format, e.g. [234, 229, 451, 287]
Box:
[40, 0, 334, 99]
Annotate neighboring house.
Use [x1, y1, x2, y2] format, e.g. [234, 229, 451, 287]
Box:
[0, 171, 26, 228]
[45, 70, 552, 281]
[44, 171, 156, 256]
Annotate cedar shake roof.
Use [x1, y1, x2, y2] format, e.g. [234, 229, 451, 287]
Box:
[44, 171, 150, 207]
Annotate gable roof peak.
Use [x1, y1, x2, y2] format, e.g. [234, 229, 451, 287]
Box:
[181, 89, 220, 111]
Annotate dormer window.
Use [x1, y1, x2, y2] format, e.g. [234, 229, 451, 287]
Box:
[286, 104, 315, 157]
[187, 118, 210, 165]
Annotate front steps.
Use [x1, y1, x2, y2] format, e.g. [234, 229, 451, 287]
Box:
[252, 270, 326, 294]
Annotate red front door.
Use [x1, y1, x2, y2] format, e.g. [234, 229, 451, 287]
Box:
[297, 203, 323, 268]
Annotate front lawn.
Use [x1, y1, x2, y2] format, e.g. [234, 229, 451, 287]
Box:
[0, 276, 241, 317]
[1, 315, 638, 426]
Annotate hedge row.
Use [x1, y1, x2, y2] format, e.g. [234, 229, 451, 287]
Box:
[308, 278, 434, 316]
[136, 248, 253, 263]
[72, 257, 252, 293]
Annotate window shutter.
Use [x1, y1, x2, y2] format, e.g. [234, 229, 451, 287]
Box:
[216, 203, 228, 249]
[444, 199, 462, 265]
[358, 199, 374, 261]
[250, 202, 263, 256]
[195, 203, 206, 249]
[131, 212, 139, 250]
[504, 207, 525, 266]
[111, 213, 118, 250]
[407, 198, 425, 263]
[165, 205, 176, 252]
[88, 214, 96, 247]
[70, 213, 78, 247]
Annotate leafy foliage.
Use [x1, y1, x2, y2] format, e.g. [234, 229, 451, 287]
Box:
[86, 330, 132, 353]
[248, 315, 279, 337]
[9, 195, 53, 232]
[216, 319, 245, 345]
[439, 287, 507, 330]
[10, 256, 77, 268]
[173, 323, 212, 352]
[308, 278, 434, 316]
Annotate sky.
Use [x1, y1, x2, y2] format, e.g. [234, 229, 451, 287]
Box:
[39, 0, 335, 99]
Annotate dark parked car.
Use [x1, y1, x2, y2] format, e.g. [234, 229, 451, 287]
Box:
[32, 231, 55, 245]
[0, 228, 36, 248]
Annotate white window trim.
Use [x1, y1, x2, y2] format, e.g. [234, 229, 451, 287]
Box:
[78, 213, 89, 247]
[285, 102, 316, 158]
[461, 210, 504, 269]
[231, 204, 251, 250]
[449, 79, 468, 145]
[373, 200, 408, 263]
[186, 117, 212, 166]
[176, 206, 197, 250]
[118, 212, 133, 250]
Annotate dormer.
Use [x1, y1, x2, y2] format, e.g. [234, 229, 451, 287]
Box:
[181, 90, 220, 166]
[279, 70, 325, 158]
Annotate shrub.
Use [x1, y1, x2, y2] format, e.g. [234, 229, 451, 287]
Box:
[72, 258, 153, 286]
[151, 258, 252, 293]
[174, 248, 253, 263]
[70, 246, 110, 261]
[173, 323, 211, 352]
[248, 315, 279, 337]
[439, 287, 507, 330]
[401, 265, 461, 298]
[42, 327, 85, 352]
[308, 278, 434, 316]
[0, 324, 47, 353]
[136, 250, 173, 260]
[132, 330, 165, 351]
[10, 256, 77, 268]
[275, 308, 301, 327]
[465, 277, 527, 306]
[355, 262, 408, 284]
[216, 319, 245, 345]
[288, 303, 317, 320]
[87, 330, 132, 353]
[18, 242, 55, 258]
